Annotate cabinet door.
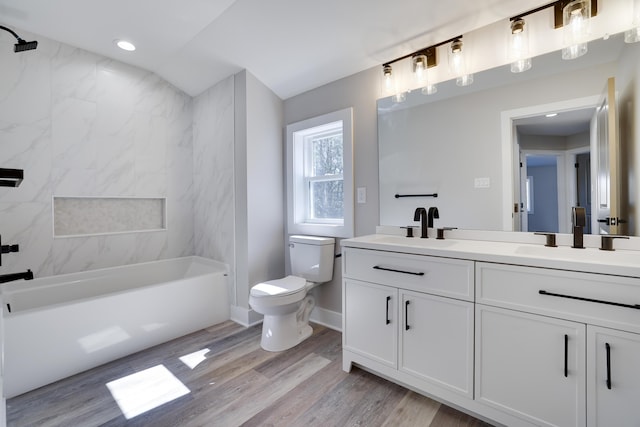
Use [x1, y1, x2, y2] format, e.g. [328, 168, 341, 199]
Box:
[587, 326, 640, 427]
[399, 290, 474, 397]
[476, 305, 586, 427]
[343, 279, 397, 368]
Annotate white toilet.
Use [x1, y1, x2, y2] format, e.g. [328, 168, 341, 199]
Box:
[249, 235, 335, 352]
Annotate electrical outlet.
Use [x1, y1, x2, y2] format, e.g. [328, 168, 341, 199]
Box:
[474, 177, 491, 188]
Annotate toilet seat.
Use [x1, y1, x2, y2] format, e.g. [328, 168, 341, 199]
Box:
[250, 275, 308, 306]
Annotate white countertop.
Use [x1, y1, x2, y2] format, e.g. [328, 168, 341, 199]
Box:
[341, 234, 640, 278]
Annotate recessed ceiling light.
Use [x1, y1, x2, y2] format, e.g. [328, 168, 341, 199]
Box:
[115, 40, 136, 52]
[545, 113, 558, 118]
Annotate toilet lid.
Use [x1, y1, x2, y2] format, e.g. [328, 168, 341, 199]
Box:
[250, 275, 307, 298]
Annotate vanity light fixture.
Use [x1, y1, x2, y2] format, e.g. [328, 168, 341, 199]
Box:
[115, 39, 136, 52]
[561, 0, 591, 59]
[509, 18, 532, 73]
[380, 35, 460, 101]
[449, 38, 473, 87]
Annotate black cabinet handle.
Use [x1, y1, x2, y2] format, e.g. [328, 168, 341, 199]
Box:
[539, 290, 640, 310]
[564, 334, 569, 378]
[606, 343, 612, 390]
[405, 300, 410, 330]
[385, 296, 391, 325]
[373, 265, 425, 276]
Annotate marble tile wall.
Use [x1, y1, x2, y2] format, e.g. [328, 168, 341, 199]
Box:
[0, 30, 195, 276]
[192, 76, 236, 300]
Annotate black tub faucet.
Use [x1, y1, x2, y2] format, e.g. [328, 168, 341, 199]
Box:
[428, 207, 439, 228]
[0, 269, 33, 284]
[0, 234, 20, 266]
[413, 207, 428, 238]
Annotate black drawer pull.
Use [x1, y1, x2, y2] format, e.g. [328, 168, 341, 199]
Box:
[405, 300, 410, 330]
[385, 296, 391, 325]
[539, 290, 640, 310]
[564, 334, 569, 378]
[606, 343, 612, 390]
[373, 265, 425, 276]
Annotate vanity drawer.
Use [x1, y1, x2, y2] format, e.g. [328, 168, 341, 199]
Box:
[477, 262, 640, 333]
[343, 248, 473, 301]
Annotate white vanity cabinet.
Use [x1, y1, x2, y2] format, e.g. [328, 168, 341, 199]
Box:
[476, 305, 586, 427]
[342, 247, 475, 401]
[476, 261, 640, 427]
[587, 326, 640, 427]
[343, 279, 397, 368]
[342, 234, 640, 427]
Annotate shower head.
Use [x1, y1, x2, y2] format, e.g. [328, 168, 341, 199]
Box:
[14, 39, 38, 52]
[0, 25, 38, 53]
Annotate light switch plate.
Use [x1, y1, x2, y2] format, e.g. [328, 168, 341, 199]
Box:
[357, 187, 366, 203]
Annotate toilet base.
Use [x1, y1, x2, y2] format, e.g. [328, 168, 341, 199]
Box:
[259, 295, 315, 352]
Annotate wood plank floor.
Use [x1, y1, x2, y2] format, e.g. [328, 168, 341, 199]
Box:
[7, 321, 493, 427]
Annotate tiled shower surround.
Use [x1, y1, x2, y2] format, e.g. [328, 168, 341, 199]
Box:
[0, 29, 234, 279]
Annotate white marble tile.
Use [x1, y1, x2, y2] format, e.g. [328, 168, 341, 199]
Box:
[51, 168, 96, 196]
[0, 41, 52, 126]
[0, 202, 54, 277]
[132, 231, 168, 263]
[51, 97, 97, 169]
[52, 237, 100, 275]
[51, 44, 99, 103]
[0, 120, 52, 203]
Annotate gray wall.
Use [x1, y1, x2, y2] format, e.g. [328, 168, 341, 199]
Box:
[527, 164, 559, 232]
[283, 67, 380, 314]
[235, 71, 285, 314]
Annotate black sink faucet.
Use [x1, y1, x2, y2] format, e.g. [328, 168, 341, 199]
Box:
[572, 207, 586, 249]
[428, 207, 439, 228]
[0, 269, 33, 284]
[413, 207, 428, 238]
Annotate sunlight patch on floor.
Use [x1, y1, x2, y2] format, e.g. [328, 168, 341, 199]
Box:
[179, 348, 210, 369]
[106, 365, 190, 419]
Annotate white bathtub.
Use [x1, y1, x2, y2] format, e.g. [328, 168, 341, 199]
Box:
[2, 256, 230, 398]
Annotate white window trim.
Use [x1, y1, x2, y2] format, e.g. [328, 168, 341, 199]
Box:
[286, 107, 354, 238]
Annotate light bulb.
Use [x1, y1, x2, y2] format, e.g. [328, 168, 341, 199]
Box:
[449, 39, 473, 86]
[509, 18, 531, 73]
[562, 0, 590, 60]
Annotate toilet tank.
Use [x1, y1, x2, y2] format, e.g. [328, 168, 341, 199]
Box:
[289, 235, 335, 283]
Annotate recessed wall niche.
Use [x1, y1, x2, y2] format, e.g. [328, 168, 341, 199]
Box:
[53, 197, 167, 237]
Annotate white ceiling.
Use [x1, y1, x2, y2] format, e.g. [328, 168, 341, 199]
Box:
[515, 108, 596, 136]
[0, 0, 551, 99]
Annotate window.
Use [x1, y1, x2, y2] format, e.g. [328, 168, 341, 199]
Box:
[286, 108, 353, 238]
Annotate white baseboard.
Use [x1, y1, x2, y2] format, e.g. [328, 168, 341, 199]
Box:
[230, 305, 263, 327]
[310, 306, 342, 332]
